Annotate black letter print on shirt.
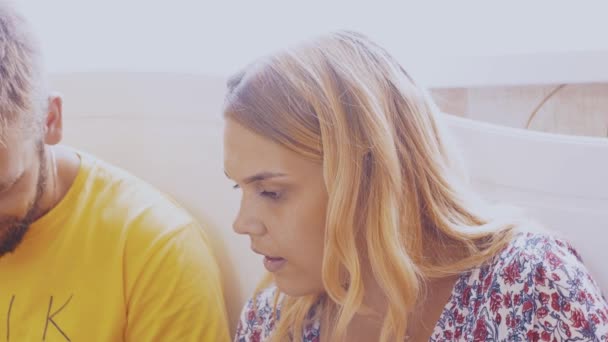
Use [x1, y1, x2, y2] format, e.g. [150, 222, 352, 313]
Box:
[43, 295, 73, 341]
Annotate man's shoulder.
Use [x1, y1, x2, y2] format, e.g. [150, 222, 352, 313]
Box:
[76, 151, 199, 239]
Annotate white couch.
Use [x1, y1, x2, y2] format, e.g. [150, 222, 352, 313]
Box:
[53, 72, 608, 332]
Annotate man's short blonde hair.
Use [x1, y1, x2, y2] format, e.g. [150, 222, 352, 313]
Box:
[0, 0, 47, 142]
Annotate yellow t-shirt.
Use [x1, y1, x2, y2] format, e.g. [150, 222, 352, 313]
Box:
[0, 152, 230, 341]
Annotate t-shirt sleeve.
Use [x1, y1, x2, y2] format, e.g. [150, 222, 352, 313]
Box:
[525, 237, 608, 341]
[123, 222, 230, 342]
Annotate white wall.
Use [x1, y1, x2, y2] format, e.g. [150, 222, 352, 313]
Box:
[16, 1, 608, 87]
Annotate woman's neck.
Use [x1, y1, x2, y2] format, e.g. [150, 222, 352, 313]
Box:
[338, 273, 460, 341]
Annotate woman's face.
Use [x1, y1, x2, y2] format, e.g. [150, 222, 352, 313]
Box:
[224, 119, 327, 296]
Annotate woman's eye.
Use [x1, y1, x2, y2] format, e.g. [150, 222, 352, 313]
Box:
[260, 190, 281, 200]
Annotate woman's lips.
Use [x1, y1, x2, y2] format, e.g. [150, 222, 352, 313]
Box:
[263, 256, 287, 272]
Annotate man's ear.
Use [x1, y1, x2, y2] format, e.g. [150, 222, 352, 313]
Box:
[43, 94, 63, 145]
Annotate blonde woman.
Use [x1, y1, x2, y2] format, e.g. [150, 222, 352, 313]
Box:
[223, 31, 608, 341]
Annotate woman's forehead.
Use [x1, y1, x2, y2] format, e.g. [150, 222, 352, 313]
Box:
[224, 119, 320, 182]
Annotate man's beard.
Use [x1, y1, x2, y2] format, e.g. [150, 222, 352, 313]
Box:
[0, 143, 47, 257]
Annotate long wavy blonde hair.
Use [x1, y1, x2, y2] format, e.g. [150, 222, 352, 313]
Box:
[224, 31, 518, 341]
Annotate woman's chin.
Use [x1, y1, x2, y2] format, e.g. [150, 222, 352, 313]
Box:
[274, 275, 323, 297]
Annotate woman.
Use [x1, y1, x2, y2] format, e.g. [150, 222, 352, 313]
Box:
[223, 31, 608, 341]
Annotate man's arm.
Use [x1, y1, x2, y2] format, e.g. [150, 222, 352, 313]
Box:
[123, 222, 230, 341]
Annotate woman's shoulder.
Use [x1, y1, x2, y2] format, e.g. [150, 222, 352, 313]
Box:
[235, 286, 280, 342]
[453, 231, 608, 340]
[490, 231, 601, 291]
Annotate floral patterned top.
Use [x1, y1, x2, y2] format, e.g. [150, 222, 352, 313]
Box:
[235, 232, 608, 341]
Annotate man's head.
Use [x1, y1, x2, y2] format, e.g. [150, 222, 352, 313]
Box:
[0, 1, 63, 256]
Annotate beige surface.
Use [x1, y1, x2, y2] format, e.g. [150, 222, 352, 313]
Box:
[432, 83, 608, 137]
[52, 72, 608, 332]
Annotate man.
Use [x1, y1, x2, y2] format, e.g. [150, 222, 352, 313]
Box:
[0, 2, 230, 341]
